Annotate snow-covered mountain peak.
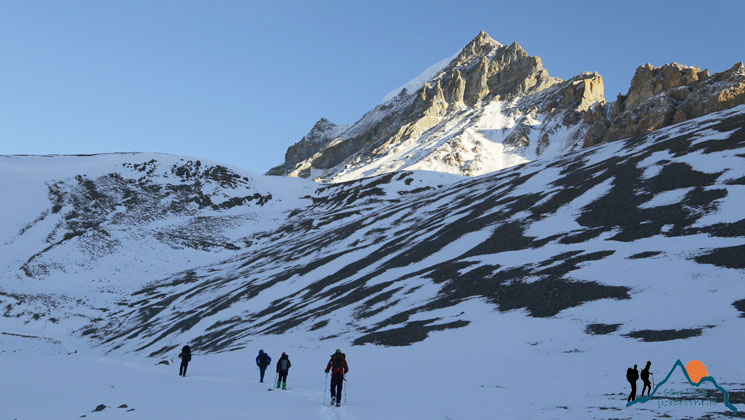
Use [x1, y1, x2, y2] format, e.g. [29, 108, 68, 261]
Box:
[269, 30, 744, 184]
[380, 31, 507, 105]
[303, 118, 345, 143]
[266, 118, 351, 177]
[268, 31, 600, 182]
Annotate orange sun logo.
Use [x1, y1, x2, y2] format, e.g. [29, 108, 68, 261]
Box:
[685, 360, 709, 383]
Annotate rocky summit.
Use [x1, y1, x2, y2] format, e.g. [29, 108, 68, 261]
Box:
[268, 31, 745, 183]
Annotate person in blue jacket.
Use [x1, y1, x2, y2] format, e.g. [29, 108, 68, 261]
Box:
[256, 350, 271, 383]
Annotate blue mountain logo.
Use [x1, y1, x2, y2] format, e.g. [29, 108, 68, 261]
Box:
[627, 359, 737, 412]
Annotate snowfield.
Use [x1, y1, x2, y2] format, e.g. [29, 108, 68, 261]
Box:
[2, 303, 743, 419]
[2, 106, 745, 419]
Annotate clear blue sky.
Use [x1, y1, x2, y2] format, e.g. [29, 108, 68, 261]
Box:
[1, 0, 743, 173]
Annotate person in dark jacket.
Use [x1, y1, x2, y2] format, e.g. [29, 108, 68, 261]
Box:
[324, 349, 349, 407]
[178, 345, 192, 377]
[256, 349, 271, 383]
[275, 352, 291, 390]
[626, 364, 639, 402]
[640, 361, 653, 397]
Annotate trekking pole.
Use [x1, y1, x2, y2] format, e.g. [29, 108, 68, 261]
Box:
[323, 372, 328, 404]
[344, 376, 348, 404]
[274, 371, 278, 388]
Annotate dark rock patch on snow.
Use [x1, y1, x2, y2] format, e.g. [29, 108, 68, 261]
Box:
[733, 299, 745, 318]
[585, 323, 621, 335]
[694, 244, 745, 269]
[623, 328, 704, 342]
[309, 320, 329, 331]
[352, 319, 469, 346]
[627, 251, 662, 259]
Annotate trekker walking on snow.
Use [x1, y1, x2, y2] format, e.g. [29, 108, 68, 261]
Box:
[276, 352, 291, 390]
[256, 350, 271, 383]
[325, 349, 348, 407]
[178, 345, 192, 377]
[626, 364, 639, 402]
[640, 361, 653, 397]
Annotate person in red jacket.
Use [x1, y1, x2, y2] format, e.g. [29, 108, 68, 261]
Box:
[324, 349, 349, 407]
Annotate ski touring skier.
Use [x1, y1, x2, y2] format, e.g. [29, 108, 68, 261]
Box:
[640, 361, 653, 397]
[325, 349, 349, 407]
[178, 345, 192, 377]
[276, 352, 291, 390]
[626, 364, 639, 402]
[256, 350, 271, 383]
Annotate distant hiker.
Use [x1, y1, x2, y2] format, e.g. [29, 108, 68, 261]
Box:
[626, 364, 639, 402]
[325, 349, 349, 407]
[641, 361, 653, 397]
[256, 350, 271, 383]
[276, 352, 292, 390]
[178, 345, 192, 377]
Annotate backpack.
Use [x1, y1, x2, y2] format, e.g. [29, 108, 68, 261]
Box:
[332, 354, 345, 372]
[259, 353, 269, 366]
[279, 358, 289, 371]
[626, 368, 634, 382]
[180, 345, 192, 362]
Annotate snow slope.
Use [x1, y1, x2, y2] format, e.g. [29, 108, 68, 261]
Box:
[327, 95, 591, 182]
[2, 106, 745, 419]
[90, 106, 744, 356]
[380, 50, 460, 104]
[0, 153, 317, 338]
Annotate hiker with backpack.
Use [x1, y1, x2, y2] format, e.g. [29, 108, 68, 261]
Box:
[324, 349, 349, 407]
[256, 350, 271, 383]
[640, 361, 653, 397]
[178, 345, 192, 377]
[275, 352, 291, 390]
[626, 364, 639, 402]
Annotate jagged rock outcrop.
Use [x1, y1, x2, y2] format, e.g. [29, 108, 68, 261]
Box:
[505, 71, 606, 155]
[523, 71, 605, 119]
[583, 62, 745, 146]
[671, 62, 745, 122]
[413, 34, 557, 111]
[625, 62, 707, 110]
